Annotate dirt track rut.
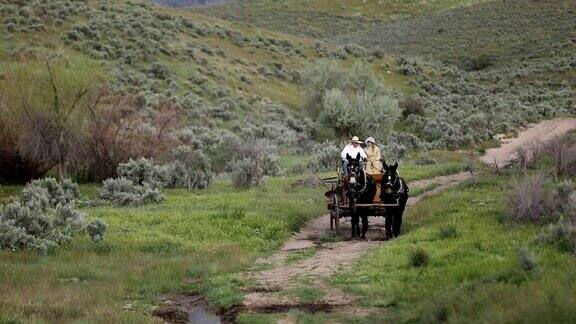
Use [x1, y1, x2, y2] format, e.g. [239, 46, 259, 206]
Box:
[241, 118, 576, 320]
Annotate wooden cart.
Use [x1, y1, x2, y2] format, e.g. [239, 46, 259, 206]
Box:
[323, 174, 399, 235]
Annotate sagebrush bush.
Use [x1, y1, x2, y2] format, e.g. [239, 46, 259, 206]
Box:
[417, 154, 436, 166]
[321, 88, 400, 138]
[408, 247, 429, 267]
[100, 178, 164, 206]
[0, 178, 95, 252]
[506, 174, 556, 224]
[117, 158, 165, 188]
[463, 54, 494, 71]
[228, 157, 265, 189]
[20, 178, 80, 209]
[54, 203, 85, 231]
[396, 56, 423, 76]
[400, 95, 427, 119]
[516, 246, 540, 274]
[537, 192, 576, 254]
[309, 141, 340, 171]
[221, 138, 282, 182]
[164, 145, 212, 189]
[300, 60, 387, 109]
[87, 219, 107, 242]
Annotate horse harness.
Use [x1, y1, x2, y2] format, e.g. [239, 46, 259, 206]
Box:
[382, 171, 405, 203]
[347, 169, 368, 202]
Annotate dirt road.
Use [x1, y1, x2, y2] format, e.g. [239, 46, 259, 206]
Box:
[241, 118, 576, 320]
[481, 117, 576, 168]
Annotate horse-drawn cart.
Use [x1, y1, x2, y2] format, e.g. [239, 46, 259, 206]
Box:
[323, 174, 400, 235]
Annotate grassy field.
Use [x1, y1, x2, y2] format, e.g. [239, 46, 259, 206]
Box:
[236, 168, 576, 323]
[0, 178, 326, 322]
[0, 154, 468, 322]
[331, 172, 576, 323]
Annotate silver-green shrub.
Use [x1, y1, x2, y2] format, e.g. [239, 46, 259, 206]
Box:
[0, 178, 89, 252]
[309, 141, 340, 171]
[537, 192, 576, 254]
[54, 204, 85, 231]
[87, 219, 107, 242]
[164, 145, 212, 189]
[117, 158, 165, 188]
[99, 177, 164, 206]
[321, 89, 400, 138]
[228, 157, 265, 189]
[21, 178, 80, 208]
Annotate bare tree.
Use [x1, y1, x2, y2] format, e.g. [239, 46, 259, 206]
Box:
[15, 61, 95, 179]
[2, 59, 101, 178]
[81, 92, 182, 180]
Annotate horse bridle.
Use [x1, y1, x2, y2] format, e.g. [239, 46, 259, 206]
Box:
[383, 170, 403, 197]
[348, 165, 368, 200]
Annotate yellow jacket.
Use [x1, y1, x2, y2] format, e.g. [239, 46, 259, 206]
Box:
[364, 145, 382, 174]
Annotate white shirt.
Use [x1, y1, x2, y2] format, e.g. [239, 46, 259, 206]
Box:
[340, 144, 367, 161]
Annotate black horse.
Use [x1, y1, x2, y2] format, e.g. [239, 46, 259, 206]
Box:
[380, 161, 409, 239]
[345, 153, 377, 239]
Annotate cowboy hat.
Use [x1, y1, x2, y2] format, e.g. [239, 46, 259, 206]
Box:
[350, 136, 363, 144]
[365, 136, 376, 145]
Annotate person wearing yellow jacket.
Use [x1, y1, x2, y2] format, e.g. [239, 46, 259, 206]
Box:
[364, 137, 382, 174]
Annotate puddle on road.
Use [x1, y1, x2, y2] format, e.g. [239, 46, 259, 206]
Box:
[188, 307, 221, 324]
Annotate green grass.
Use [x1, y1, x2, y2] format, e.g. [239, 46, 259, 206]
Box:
[410, 182, 441, 197]
[284, 247, 318, 265]
[0, 153, 530, 322]
[296, 287, 325, 303]
[0, 177, 325, 322]
[330, 173, 576, 322]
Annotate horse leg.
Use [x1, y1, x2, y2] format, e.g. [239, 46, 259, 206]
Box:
[384, 213, 393, 240]
[361, 214, 368, 239]
[351, 213, 357, 239]
[394, 207, 405, 237]
[350, 203, 357, 239]
[352, 201, 360, 239]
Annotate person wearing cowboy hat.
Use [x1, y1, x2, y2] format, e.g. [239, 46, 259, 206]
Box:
[340, 136, 367, 175]
[364, 136, 383, 175]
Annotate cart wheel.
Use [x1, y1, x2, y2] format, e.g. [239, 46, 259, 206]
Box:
[333, 194, 340, 235]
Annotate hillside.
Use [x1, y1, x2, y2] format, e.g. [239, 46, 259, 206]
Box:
[2, 0, 576, 323]
[0, 0, 320, 152]
[152, 0, 225, 7]
[333, 0, 576, 65]
[197, 0, 491, 39]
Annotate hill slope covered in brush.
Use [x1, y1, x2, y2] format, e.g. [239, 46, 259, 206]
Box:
[3, 0, 575, 168]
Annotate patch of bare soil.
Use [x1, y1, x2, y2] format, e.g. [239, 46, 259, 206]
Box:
[241, 118, 576, 320]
